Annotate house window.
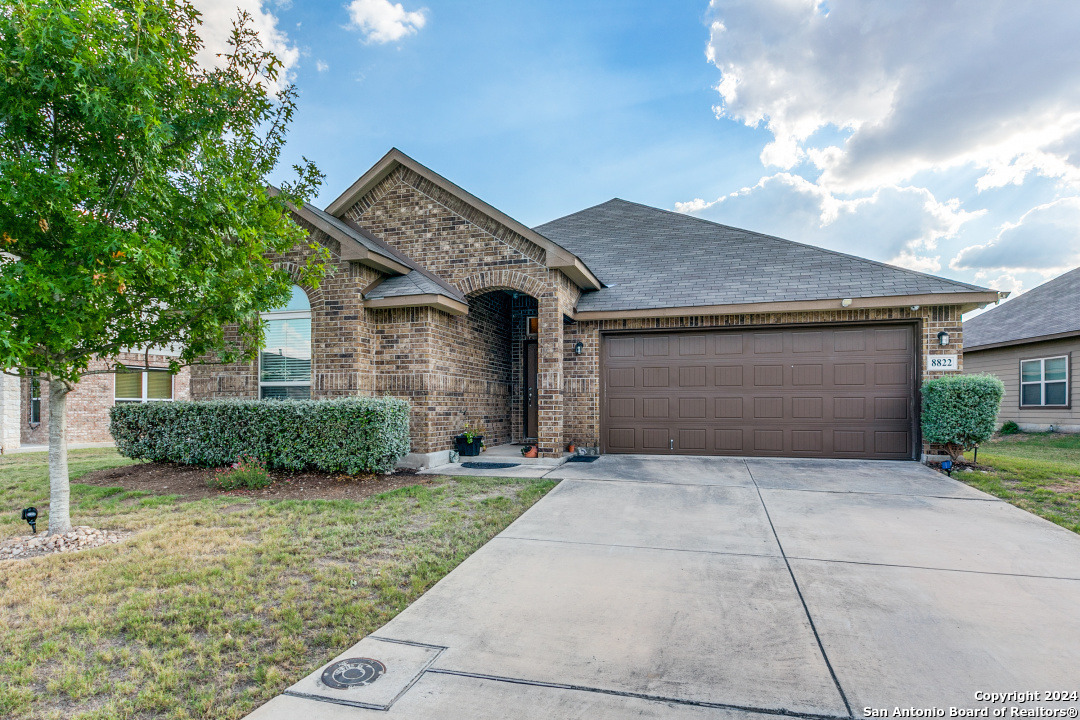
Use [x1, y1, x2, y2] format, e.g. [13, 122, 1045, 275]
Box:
[1020, 356, 1069, 407]
[260, 285, 311, 400]
[29, 372, 41, 424]
[114, 369, 174, 402]
[527, 316, 539, 336]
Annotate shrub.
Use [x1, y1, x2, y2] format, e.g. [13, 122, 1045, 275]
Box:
[921, 374, 1005, 462]
[208, 456, 272, 490]
[999, 420, 1021, 435]
[110, 397, 411, 474]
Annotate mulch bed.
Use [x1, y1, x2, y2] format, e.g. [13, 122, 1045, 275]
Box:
[77, 462, 435, 501]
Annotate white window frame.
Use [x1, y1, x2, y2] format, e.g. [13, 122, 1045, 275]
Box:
[259, 287, 312, 400]
[114, 369, 174, 403]
[1019, 355, 1070, 408]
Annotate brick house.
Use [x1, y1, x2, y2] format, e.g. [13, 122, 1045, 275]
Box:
[1, 149, 1003, 462]
[190, 149, 1001, 465]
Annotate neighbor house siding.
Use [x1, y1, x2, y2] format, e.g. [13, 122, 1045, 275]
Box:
[964, 336, 1080, 431]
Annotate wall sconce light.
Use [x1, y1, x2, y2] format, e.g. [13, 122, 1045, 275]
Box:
[573, 341, 584, 355]
[910, 305, 920, 311]
[841, 298, 853, 307]
[937, 330, 950, 346]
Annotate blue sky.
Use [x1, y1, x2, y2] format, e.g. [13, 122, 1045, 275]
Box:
[201, 0, 1080, 315]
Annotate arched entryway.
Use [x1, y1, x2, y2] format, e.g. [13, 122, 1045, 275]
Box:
[462, 288, 540, 448]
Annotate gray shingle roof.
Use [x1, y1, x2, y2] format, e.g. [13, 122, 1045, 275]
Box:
[365, 271, 463, 300]
[964, 266, 1080, 349]
[533, 199, 990, 313]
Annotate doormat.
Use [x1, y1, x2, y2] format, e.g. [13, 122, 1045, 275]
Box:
[461, 462, 520, 469]
[567, 455, 601, 463]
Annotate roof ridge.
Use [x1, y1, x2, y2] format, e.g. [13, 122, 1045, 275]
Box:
[601, 198, 991, 295]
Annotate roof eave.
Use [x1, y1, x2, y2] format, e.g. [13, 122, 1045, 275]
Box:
[275, 193, 411, 276]
[326, 148, 603, 291]
[964, 329, 1080, 353]
[364, 293, 469, 316]
[571, 291, 1003, 321]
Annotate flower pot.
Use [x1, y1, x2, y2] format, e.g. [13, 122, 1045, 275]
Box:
[454, 434, 484, 457]
[522, 445, 538, 458]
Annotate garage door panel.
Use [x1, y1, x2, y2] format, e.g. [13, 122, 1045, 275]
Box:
[608, 397, 636, 418]
[715, 365, 744, 386]
[602, 326, 915, 459]
[642, 428, 669, 449]
[754, 365, 784, 386]
[642, 397, 669, 418]
[607, 367, 636, 387]
[607, 427, 636, 450]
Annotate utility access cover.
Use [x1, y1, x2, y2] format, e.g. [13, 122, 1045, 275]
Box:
[321, 658, 386, 689]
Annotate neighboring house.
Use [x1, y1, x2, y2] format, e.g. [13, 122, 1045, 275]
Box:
[964, 267, 1080, 432]
[0, 352, 191, 452]
[187, 149, 1001, 464]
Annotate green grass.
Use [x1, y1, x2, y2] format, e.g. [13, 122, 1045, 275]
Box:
[0, 449, 555, 720]
[958, 433, 1080, 534]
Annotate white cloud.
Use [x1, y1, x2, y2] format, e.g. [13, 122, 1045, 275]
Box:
[706, 0, 1080, 192]
[346, 0, 427, 44]
[193, 0, 299, 85]
[951, 197, 1080, 274]
[316, 60, 329, 72]
[679, 173, 981, 271]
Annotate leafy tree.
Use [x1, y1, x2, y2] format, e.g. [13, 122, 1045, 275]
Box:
[921, 374, 1005, 462]
[0, 0, 327, 533]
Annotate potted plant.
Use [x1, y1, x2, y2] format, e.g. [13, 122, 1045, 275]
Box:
[521, 445, 538, 458]
[454, 426, 484, 457]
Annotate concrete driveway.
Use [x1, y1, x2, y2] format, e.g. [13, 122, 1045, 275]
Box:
[248, 456, 1080, 719]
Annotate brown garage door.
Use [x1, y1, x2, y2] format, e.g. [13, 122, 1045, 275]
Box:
[601, 325, 916, 459]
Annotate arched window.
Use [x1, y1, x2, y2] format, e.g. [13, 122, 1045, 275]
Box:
[260, 285, 311, 399]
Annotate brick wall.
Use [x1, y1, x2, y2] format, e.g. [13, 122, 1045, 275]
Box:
[190, 231, 381, 401]
[346, 167, 577, 457]
[562, 305, 966, 456]
[21, 352, 191, 445]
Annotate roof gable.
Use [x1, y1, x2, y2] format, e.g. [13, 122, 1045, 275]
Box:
[964, 266, 1080, 350]
[535, 199, 1000, 314]
[326, 148, 601, 291]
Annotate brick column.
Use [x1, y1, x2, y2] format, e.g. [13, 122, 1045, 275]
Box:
[536, 293, 564, 457]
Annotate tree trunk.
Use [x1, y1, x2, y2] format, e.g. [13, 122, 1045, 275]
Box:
[47, 380, 72, 535]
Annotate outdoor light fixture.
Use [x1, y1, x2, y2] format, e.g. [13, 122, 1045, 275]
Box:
[841, 298, 852, 307]
[21, 507, 38, 534]
[937, 330, 950, 346]
[910, 305, 920, 311]
[573, 341, 584, 355]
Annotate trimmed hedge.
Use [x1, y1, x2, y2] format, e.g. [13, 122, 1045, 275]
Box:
[110, 398, 411, 474]
[921, 374, 1005, 461]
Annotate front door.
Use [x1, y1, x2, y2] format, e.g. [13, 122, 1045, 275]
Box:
[525, 341, 539, 439]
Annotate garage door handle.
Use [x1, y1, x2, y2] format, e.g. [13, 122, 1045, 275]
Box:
[670, 438, 674, 450]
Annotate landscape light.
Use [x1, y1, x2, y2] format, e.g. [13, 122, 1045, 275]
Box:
[21, 507, 38, 533]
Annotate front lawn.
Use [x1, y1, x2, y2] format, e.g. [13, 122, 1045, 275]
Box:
[0, 449, 554, 720]
[958, 432, 1080, 534]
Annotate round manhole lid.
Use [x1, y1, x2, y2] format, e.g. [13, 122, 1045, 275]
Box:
[321, 658, 386, 689]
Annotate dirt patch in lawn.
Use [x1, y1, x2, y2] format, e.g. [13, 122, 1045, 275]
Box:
[77, 461, 435, 501]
